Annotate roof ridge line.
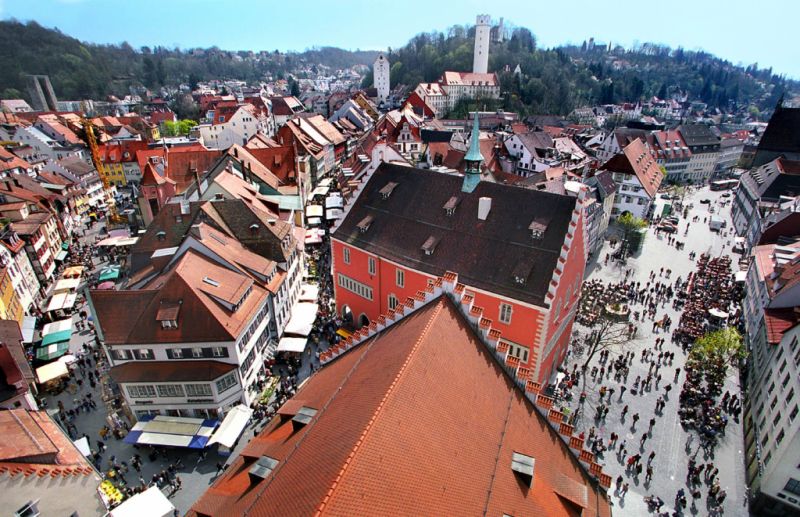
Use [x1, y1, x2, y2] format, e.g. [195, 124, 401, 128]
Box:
[315, 301, 444, 516]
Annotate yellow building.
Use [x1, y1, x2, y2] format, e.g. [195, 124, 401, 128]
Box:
[0, 268, 24, 324]
[100, 163, 127, 187]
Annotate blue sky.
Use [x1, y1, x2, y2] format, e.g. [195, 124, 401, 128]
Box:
[3, 0, 799, 78]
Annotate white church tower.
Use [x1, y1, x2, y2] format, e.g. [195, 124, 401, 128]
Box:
[373, 53, 390, 105]
[473, 15, 491, 74]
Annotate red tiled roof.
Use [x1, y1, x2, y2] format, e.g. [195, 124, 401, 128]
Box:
[764, 308, 800, 345]
[190, 297, 610, 517]
[600, 138, 663, 197]
[0, 147, 33, 173]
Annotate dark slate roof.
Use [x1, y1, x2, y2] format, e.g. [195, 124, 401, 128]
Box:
[333, 163, 577, 307]
[420, 129, 454, 143]
[758, 105, 800, 153]
[678, 124, 720, 147]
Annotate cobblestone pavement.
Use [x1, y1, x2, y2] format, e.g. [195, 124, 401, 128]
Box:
[566, 186, 749, 517]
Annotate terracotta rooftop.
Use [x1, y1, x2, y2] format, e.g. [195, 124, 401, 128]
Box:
[600, 138, 663, 198]
[189, 297, 610, 517]
[764, 307, 800, 345]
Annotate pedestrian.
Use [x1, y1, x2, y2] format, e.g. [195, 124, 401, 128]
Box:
[632, 413, 640, 427]
[648, 451, 656, 465]
[615, 475, 623, 492]
[619, 386, 626, 399]
[649, 417, 656, 431]
[621, 405, 629, 420]
[621, 482, 629, 498]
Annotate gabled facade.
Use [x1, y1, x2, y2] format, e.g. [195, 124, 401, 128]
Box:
[330, 162, 586, 383]
[198, 104, 267, 150]
[600, 138, 663, 220]
[677, 124, 720, 183]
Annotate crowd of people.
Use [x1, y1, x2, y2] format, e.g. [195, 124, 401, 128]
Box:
[674, 255, 736, 344]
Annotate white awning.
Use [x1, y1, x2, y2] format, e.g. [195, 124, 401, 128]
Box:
[307, 217, 322, 226]
[115, 237, 139, 247]
[277, 337, 308, 353]
[326, 208, 343, 220]
[207, 405, 253, 448]
[46, 293, 77, 313]
[42, 318, 73, 337]
[21, 316, 37, 343]
[299, 283, 319, 302]
[319, 178, 333, 188]
[734, 271, 747, 283]
[109, 486, 175, 517]
[311, 185, 330, 198]
[325, 195, 343, 209]
[306, 205, 324, 218]
[284, 302, 318, 336]
[73, 436, 91, 457]
[36, 361, 69, 383]
[53, 277, 80, 293]
[304, 229, 324, 245]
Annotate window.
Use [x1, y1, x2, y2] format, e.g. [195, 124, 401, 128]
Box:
[212, 347, 227, 358]
[127, 385, 156, 399]
[765, 451, 772, 466]
[790, 405, 799, 423]
[773, 413, 782, 427]
[184, 384, 213, 397]
[343, 247, 350, 264]
[135, 349, 153, 360]
[113, 349, 132, 361]
[161, 320, 178, 329]
[771, 396, 778, 410]
[777, 428, 786, 445]
[192, 347, 203, 358]
[780, 360, 788, 374]
[499, 303, 513, 324]
[769, 382, 776, 395]
[156, 384, 185, 398]
[785, 478, 800, 496]
[337, 273, 373, 300]
[388, 294, 398, 310]
[216, 373, 237, 394]
[368, 257, 376, 275]
[502, 339, 529, 363]
[783, 374, 791, 389]
[787, 388, 795, 404]
[396, 269, 404, 288]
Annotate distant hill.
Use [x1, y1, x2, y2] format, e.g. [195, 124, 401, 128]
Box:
[0, 20, 378, 102]
[380, 26, 797, 118]
[1, 19, 796, 120]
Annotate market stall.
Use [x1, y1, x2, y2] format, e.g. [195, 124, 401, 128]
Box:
[304, 229, 324, 246]
[98, 266, 121, 283]
[108, 486, 175, 517]
[35, 361, 69, 384]
[36, 341, 70, 361]
[306, 205, 324, 219]
[207, 404, 253, 455]
[63, 266, 84, 279]
[53, 277, 81, 294]
[299, 283, 319, 303]
[326, 208, 343, 220]
[277, 337, 308, 353]
[283, 302, 318, 337]
[325, 194, 343, 209]
[123, 415, 219, 449]
[21, 315, 37, 344]
[45, 292, 78, 315]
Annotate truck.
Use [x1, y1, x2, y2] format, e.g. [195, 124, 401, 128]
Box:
[709, 215, 727, 231]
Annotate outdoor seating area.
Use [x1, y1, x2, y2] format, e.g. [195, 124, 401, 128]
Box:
[674, 255, 736, 343]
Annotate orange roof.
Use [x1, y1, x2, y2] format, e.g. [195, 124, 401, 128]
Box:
[764, 308, 800, 345]
[600, 138, 663, 197]
[0, 409, 96, 478]
[0, 147, 33, 173]
[190, 297, 610, 517]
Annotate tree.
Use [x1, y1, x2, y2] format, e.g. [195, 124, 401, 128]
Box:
[579, 317, 629, 380]
[162, 119, 197, 137]
[691, 327, 745, 368]
[616, 212, 647, 257]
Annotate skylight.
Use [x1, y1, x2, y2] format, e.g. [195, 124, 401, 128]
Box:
[202, 276, 220, 287]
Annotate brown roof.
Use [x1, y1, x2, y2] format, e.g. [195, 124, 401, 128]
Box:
[92, 249, 268, 345]
[333, 163, 577, 307]
[0, 409, 95, 477]
[600, 138, 663, 197]
[190, 297, 610, 517]
[764, 308, 800, 345]
[109, 360, 236, 383]
[0, 320, 33, 384]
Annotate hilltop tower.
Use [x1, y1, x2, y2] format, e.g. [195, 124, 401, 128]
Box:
[473, 15, 490, 74]
[373, 53, 390, 105]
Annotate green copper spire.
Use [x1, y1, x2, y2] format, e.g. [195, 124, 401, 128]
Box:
[464, 113, 484, 163]
[462, 113, 483, 193]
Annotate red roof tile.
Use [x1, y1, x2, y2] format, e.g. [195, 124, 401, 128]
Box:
[189, 298, 610, 517]
[764, 308, 800, 345]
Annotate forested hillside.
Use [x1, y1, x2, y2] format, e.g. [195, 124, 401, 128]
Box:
[0, 21, 376, 101]
[1, 19, 795, 119]
[372, 25, 796, 116]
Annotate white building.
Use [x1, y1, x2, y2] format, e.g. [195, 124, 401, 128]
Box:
[373, 54, 390, 105]
[742, 239, 800, 515]
[678, 124, 720, 183]
[503, 131, 558, 177]
[198, 105, 267, 150]
[600, 138, 663, 220]
[0, 234, 40, 315]
[473, 15, 491, 74]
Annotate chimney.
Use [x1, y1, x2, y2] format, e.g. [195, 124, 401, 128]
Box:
[478, 197, 492, 221]
[233, 147, 239, 158]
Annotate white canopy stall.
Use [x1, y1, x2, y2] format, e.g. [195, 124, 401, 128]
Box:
[109, 486, 175, 517]
[277, 337, 308, 353]
[283, 302, 318, 336]
[207, 405, 254, 452]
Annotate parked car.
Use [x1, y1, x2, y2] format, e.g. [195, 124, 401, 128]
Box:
[660, 193, 672, 199]
[658, 223, 678, 233]
[721, 192, 732, 198]
[666, 216, 680, 225]
[700, 199, 711, 204]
